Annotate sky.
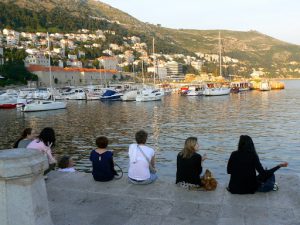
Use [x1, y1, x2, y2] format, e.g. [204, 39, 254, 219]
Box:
[99, 0, 300, 45]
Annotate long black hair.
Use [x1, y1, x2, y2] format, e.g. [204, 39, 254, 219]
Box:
[38, 127, 56, 147]
[237, 135, 257, 155]
[13, 128, 32, 148]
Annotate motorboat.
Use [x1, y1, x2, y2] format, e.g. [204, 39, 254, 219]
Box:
[260, 80, 271, 91]
[121, 90, 138, 101]
[32, 88, 51, 99]
[203, 86, 231, 96]
[135, 87, 163, 102]
[0, 90, 19, 109]
[231, 81, 250, 92]
[185, 86, 204, 96]
[57, 87, 87, 100]
[85, 86, 106, 100]
[0, 95, 17, 108]
[21, 100, 66, 112]
[19, 88, 36, 99]
[100, 89, 123, 101]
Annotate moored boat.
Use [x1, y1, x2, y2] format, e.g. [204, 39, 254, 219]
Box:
[0, 90, 18, 109]
[100, 89, 123, 101]
[185, 86, 204, 96]
[259, 80, 271, 91]
[21, 100, 67, 112]
[135, 87, 163, 102]
[203, 83, 231, 96]
[231, 81, 250, 92]
[121, 90, 138, 101]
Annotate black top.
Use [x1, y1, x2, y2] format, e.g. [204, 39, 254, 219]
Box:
[176, 152, 202, 185]
[90, 150, 116, 182]
[227, 150, 280, 194]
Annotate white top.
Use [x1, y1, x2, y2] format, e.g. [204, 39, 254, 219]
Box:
[128, 144, 155, 180]
[58, 167, 76, 172]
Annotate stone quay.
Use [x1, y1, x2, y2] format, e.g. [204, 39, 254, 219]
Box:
[1, 148, 299, 225]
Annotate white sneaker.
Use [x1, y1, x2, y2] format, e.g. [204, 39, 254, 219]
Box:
[273, 183, 279, 191]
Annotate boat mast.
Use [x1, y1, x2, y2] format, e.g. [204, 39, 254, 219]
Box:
[47, 32, 53, 100]
[218, 32, 222, 77]
[142, 60, 145, 85]
[153, 37, 156, 85]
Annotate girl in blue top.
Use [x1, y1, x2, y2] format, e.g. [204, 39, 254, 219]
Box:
[90, 136, 117, 182]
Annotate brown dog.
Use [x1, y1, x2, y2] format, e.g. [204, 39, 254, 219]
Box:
[201, 169, 218, 191]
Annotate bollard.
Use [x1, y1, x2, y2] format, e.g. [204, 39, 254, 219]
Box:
[0, 148, 53, 225]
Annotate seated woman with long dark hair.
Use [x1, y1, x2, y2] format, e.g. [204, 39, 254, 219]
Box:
[227, 135, 288, 194]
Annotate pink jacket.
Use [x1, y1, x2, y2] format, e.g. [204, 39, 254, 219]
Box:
[27, 139, 56, 164]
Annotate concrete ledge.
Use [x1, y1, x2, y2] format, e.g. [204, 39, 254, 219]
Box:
[46, 172, 300, 225]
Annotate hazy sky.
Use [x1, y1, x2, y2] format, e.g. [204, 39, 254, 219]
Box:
[100, 0, 300, 45]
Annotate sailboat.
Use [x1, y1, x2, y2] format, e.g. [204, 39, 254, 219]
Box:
[135, 38, 164, 102]
[203, 32, 231, 96]
[22, 33, 66, 112]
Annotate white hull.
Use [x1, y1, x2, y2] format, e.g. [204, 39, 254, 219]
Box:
[86, 93, 102, 100]
[136, 89, 163, 102]
[260, 82, 271, 91]
[203, 87, 231, 96]
[21, 101, 66, 112]
[239, 87, 250, 91]
[121, 90, 138, 101]
[186, 90, 203, 96]
[57, 88, 87, 100]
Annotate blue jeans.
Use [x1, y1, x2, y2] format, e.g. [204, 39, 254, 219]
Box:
[128, 173, 158, 185]
[257, 174, 275, 192]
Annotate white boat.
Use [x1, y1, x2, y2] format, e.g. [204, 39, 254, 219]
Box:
[203, 86, 231, 96]
[135, 39, 164, 102]
[121, 90, 138, 101]
[203, 32, 231, 96]
[260, 80, 271, 91]
[136, 87, 163, 102]
[186, 86, 204, 96]
[85, 86, 106, 100]
[21, 101, 66, 112]
[231, 81, 250, 92]
[19, 88, 36, 99]
[22, 33, 67, 112]
[100, 89, 123, 101]
[0, 93, 17, 109]
[58, 87, 87, 100]
[32, 88, 51, 99]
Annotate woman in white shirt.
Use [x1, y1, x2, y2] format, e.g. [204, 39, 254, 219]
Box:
[128, 130, 157, 184]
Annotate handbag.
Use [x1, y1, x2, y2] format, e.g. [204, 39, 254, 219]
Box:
[137, 145, 157, 174]
[200, 169, 218, 191]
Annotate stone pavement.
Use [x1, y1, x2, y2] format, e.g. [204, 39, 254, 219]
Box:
[46, 172, 300, 225]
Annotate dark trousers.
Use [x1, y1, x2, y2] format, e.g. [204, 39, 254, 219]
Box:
[257, 174, 275, 192]
[44, 163, 56, 175]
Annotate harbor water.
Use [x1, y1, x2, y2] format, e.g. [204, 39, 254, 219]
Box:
[0, 80, 299, 181]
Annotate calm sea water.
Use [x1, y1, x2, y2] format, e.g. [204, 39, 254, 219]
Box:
[1, 80, 299, 181]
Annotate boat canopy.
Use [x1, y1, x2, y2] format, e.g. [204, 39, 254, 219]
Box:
[102, 89, 117, 97]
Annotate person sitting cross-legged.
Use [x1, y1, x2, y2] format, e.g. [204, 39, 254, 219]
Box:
[90, 136, 118, 182]
[128, 130, 157, 185]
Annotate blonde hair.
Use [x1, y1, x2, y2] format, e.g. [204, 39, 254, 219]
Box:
[180, 137, 198, 158]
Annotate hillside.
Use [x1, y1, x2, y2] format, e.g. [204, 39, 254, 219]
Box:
[1, 0, 300, 76]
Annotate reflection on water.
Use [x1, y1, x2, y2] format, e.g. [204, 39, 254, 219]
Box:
[1, 80, 300, 180]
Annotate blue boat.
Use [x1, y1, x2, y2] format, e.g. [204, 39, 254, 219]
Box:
[100, 89, 123, 101]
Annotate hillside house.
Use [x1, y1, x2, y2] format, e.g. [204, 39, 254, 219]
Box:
[25, 54, 50, 67]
